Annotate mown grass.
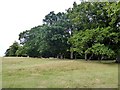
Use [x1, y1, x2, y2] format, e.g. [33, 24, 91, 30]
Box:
[0, 57, 2, 89]
[2, 57, 118, 88]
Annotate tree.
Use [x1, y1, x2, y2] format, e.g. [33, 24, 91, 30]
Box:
[5, 41, 20, 56]
[5, 1, 120, 61]
[16, 46, 28, 57]
[69, 27, 118, 60]
[85, 43, 115, 60]
[18, 12, 71, 58]
[67, 2, 109, 31]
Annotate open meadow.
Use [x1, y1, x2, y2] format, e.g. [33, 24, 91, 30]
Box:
[2, 57, 118, 88]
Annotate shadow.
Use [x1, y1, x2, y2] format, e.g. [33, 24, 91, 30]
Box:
[98, 60, 118, 65]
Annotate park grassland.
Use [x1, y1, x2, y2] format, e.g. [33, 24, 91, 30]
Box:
[0, 57, 2, 89]
[2, 57, 118, 88]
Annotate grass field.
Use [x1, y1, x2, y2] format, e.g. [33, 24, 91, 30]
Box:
[0, 57, 2, 89]
[2, 57, 118, 88]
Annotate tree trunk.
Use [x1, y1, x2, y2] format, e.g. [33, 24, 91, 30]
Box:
[75, 53, 77, 59]
[116, 56, 120, 63]
[70, 52, 73, 59]
[98, 55, 102, 62]
[85, 53, 87, 61]
[60, 54, 63, 59]
[63, 54, 65, 59]
[89, 53, 93, 60]
[98, 57, 100, 60]
[57, 55, 59, 59]
[101, 55, 104, 60]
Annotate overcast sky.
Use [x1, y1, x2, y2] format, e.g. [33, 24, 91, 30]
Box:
[0, 0, 81, 56]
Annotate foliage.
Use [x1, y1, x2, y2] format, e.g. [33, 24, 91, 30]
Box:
[18, 12, 71, 58]
[5, 41, 20, 56]
[5, 1, 120, 61]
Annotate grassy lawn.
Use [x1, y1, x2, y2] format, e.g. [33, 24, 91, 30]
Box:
[2, 57, 118, 88]
[0, 57, 2, 89]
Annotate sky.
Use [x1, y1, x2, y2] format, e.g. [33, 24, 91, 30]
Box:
[0, 0, 81, 56]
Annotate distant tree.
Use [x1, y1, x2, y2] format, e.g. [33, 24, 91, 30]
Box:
[16, 46, 28, 57]
[5, 1, 120, 61]
[5, 41, 20, 56]
[18, 11, 71, 58]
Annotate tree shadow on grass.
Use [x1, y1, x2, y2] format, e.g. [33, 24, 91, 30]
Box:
[98, 60, 118, 65]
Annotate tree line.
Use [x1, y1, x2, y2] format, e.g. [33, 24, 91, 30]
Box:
[5, 1, 120, 62]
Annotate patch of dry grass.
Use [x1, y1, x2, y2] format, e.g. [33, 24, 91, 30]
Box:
[0, 57, 2, 89]
[2, 57, 118, 88]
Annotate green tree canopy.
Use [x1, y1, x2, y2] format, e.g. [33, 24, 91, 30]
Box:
[5, 41, 20, 56]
